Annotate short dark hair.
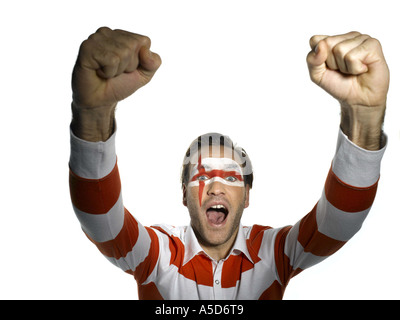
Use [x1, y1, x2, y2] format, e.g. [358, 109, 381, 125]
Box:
[181, 132, 253, 189]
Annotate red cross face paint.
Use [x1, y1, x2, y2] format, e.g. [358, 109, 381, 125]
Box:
[188, 157, 245, 208]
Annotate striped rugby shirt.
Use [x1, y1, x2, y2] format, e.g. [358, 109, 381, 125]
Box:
[69, 129, 386, 299]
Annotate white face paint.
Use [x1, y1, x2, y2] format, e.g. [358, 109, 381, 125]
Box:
[188, 157, 245, 188]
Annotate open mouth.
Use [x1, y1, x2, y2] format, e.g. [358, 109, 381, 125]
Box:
[206, 204, 229, 226]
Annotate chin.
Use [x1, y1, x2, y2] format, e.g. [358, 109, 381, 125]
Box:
[202, 223, 238, 246]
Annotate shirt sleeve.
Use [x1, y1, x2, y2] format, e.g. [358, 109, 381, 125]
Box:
[69, 129, 159, 283]
[274, 128, 387, 286]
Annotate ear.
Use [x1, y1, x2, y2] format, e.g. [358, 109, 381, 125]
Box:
[244, 184, 250, 208]
[182, 184, 188, 207]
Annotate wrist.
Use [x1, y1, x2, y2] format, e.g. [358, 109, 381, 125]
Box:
[340, 103, 385, 151]
[71, 102, 117, 142]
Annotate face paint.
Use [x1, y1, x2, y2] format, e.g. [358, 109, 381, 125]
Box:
[197, 156, 205, 208]
[188, 157, 244, 207]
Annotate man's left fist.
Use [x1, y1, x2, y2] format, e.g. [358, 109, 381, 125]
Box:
[306, 31, 389, 108]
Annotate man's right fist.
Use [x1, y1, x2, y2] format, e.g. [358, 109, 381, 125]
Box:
[72, 27, 162, 109]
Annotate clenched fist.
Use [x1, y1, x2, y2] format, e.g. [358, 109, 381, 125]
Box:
[72, 27, 161, 108]
[71, 27, 161, 141]
[306, 32, 389, 150]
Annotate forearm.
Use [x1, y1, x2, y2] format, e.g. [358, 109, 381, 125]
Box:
[340, 103, 386, 151]
[281, 128, 386, 282]
[70, 101, 117, 142]
[69, 127, 153, 274]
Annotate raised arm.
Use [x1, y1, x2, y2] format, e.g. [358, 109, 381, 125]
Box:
[69, 28, 162, 286]
[271, 32, 389, 290]
[71, 27, 161, 141]
[306, 31, 389, 150]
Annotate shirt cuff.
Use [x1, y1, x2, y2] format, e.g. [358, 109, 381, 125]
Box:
[331, 128, 387, 188]
[69, 128, 117, 180]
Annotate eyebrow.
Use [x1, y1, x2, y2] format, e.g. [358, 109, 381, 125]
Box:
[224, 163, 241, 171]
[201, 163, 241, 171]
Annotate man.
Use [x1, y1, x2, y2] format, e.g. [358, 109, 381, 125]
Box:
[69, 27, 389, 299]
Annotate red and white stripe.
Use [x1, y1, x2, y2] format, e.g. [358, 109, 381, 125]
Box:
[69, 129, 385, 299]
[188, 157, 245, 188]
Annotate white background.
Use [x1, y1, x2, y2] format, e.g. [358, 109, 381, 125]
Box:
[1, 0, 399, 300]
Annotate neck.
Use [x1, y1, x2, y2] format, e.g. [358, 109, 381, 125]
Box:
[197, 227, 239, 262]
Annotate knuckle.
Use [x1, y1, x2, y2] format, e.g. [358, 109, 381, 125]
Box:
[96, 26, 112, 35]
[118, 44, 132, 57]
[127, 35, 151, 53]
[87, 29, 107, 43]
[309, 35, 318, 46]
[87, 32, 99, 42]
[332, 43, 345, 56]
[344, 52, 356, 65]
[309, 35, 323, 48]
[324, 36, 335, 49]
[79, 39, 94, 55]
[80, 38, 91, 49]
[348, 31, 362, 37]
[116, 45, 134, 63]
[368, 37, 381, 48]
[357, 34, 372, 43]
[107, 52, 120, 65]
[138, 35, 151, 48]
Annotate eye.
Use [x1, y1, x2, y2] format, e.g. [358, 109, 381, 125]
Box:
[225, 176, 237, 182]
[197, 175, 209, 181]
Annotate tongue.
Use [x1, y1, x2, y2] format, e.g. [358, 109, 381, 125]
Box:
[207, 210, 226, 225]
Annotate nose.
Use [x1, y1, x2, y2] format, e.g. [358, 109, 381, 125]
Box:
[206, 180, 226, 196]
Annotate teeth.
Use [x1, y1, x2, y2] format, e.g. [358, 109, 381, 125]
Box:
[211, 205, 226, 209]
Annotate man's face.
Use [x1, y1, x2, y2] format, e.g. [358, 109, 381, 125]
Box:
[183, 145, 250, 252]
